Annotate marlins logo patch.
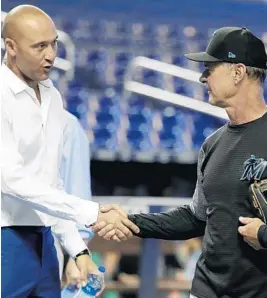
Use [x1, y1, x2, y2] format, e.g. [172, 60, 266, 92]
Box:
[240, 155, 267, 181]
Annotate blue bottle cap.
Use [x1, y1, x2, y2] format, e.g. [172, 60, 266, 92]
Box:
[98, 265, 106, 273]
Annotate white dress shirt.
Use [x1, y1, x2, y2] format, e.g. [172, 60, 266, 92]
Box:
[1, 64, 99, 257]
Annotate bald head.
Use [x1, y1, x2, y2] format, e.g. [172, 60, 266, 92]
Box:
[2, 5, 54, 41]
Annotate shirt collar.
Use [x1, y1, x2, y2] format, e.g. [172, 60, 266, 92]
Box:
[2, 63, 53, 95]
[39, 79, 53, 88]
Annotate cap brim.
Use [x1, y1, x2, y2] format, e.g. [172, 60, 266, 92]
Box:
[184, 52, 222, 63]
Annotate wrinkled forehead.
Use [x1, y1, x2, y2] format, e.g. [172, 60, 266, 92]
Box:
[204, 61, 223, 68]
[16, 16, 57, 44]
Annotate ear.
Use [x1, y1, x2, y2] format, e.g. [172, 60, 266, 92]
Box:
[5, 38, 17, 58]
[233, 63, 246, 84]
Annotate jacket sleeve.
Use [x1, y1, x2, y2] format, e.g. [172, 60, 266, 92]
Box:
[128, 146, 208, 240]
[128, 204, 206, 240]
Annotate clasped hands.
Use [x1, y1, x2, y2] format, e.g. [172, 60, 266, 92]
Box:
[92, 204, 139, 242]
[64, 205, 137, 290]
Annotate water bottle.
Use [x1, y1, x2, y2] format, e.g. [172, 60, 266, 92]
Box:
[74, 265, 105, 298]
[61, 284, 78, 298]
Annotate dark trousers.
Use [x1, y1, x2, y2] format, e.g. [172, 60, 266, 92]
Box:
[1, 226, 61, 298]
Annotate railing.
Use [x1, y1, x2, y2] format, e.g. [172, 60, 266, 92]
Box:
[91, 195, 191, 214]
[124, 56, 228, 120]
[101, 279, 191, 293]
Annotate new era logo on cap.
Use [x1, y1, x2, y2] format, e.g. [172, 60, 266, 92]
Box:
[228, 52, 236, 59]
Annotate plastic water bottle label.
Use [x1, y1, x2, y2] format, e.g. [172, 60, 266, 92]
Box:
[81, 274, 103, 296]
[70, 266, 105, 297]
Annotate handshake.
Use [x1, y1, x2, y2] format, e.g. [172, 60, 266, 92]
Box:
[65, 205, 139, 290]
[92, 204, 140, 242]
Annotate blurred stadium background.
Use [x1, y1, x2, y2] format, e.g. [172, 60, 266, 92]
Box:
[2, 0, 267, 297]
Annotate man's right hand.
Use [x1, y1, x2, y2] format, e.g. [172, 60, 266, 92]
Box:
[93, 205, 139, 241]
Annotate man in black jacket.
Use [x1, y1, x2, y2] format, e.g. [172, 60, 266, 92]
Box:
[94, 27, 267, 298]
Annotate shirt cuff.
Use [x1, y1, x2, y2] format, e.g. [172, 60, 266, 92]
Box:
[77, 224, 95, 240]
[84, 201, 99, 226]
[61, 226, 88, 258]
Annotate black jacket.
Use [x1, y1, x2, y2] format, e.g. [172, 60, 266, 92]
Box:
[129, 112, 267, 298]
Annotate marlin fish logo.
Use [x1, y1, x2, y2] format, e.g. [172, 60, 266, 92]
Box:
[228, 52, 236, 59]
[240, 155, 267, 181]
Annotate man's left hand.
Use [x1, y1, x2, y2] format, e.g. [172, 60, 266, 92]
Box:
[65, 257, 81, 287]
[238, 217, 265, 250]
[75, 254, 104, 290]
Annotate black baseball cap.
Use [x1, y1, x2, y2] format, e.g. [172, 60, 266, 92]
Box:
[185, 27, 267, 69]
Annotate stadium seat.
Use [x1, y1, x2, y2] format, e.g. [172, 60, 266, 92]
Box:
[114, 68, 126, 83]
[173, 80, 194, 97]
[158, 130, 185, 151]
[128, 95, 147, 109]
[87, 50, 108, 65]
[142, 69, 162, 87]
[93, 127, 118, 151]
[49, 16, 266, 161]
[115, 52, 132, 68]
[161, 109, 186, 132]
[65, 89, 88, 120]
[126, 130, 153, 151]
[128, 107, 153, 132]
[172, 55, 187, 67]
[95, 110, 120, 130]
[67, 80, 84, 91]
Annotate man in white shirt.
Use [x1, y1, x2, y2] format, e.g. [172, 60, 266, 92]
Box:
[1, 5, 139, 297]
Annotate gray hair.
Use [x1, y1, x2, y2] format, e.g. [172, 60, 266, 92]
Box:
[246, 66, 266, 84]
